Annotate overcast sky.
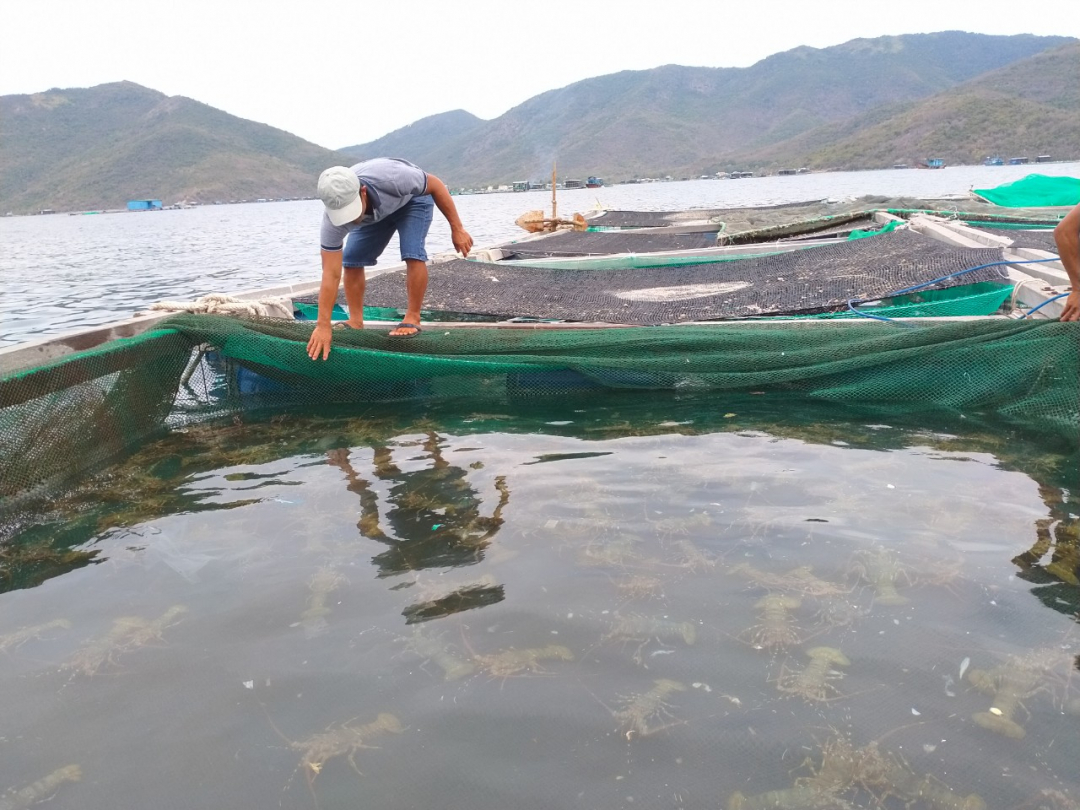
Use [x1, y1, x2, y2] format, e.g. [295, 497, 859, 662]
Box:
[2, 0, 1076, 150]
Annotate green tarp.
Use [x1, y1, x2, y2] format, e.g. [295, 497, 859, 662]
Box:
[973, 174, 1080, 208]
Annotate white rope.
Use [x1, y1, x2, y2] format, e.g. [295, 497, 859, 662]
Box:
[141, 293, 293, 320]
[1009, 277, 1050, 316]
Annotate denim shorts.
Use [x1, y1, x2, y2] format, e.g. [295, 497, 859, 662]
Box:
[342, 195, 434, 268]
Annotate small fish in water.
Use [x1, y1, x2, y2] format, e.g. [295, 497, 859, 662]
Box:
[958, 657, 970, 680]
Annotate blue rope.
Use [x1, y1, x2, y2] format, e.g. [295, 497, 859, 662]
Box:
[846, 257, 1062, 324]
[1021, 292, 1071, 319]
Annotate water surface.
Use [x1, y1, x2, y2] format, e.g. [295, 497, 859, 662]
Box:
[1, 394, 1076, 809]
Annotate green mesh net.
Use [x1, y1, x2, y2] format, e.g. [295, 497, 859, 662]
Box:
[960, 221, 1057, 230]
[790, 282, 1013, 319]
[3, 314, 1077, 513]
[973, 174, 1080, 208]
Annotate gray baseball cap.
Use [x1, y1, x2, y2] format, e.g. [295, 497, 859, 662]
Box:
[318, 166, 364, 226]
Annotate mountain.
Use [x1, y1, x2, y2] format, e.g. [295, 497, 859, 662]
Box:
[348, 110, 485, 169]
[339, 32, 1075, 184]
[0, 81, 354, 212]
[3, 32, 1076, 212]
[742, 42, 1080, 171]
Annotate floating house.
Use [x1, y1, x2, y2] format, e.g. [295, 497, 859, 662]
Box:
[127, 199, 163, 211]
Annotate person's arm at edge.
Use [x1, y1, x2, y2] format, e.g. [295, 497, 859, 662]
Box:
[1053, 202, 1080, 322]
[425, 174, 474, 257]
[306, 248, 344, 360]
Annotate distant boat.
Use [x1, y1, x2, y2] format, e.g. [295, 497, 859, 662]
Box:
[892, 163, 910, 169]
[586, 177, 604, 188]
[564, 179, 586, 189]
[918, 159, 945, 169]
[983, 156, 1004, 166]
[1008, 157, 1030, 165]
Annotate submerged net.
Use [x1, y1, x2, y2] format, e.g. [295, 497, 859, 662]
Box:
[364, 230, 1007, 323]
[2, 313, 1077, 519]
[973, 173, 1080, 208]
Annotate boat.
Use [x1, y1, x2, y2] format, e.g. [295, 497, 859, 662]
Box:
[563, 179, 586, 189]
[585, 177, 603, 188]
[984, 156, 1005, 166]
[919, 158, 945, 169]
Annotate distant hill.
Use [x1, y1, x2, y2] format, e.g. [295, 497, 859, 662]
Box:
[743, 42, 1080, 171]
[339, 32, 1075, 184]
[3, 32, 1076, 212]
[0, 81, 354, 212]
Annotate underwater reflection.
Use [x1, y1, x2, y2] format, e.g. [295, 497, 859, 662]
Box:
[326, 431, 510, 619]
[1011, 482, 1080, 621]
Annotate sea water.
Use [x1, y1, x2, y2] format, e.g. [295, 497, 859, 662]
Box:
[2, 162, 1079, 346]
[0, 393, 1076, 809]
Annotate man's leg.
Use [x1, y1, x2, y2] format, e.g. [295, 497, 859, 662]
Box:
[342, 267, 366, 328]
[342, 219, 395, 328]
[389, 195, 435, 337]
[390, 259, 428, 336]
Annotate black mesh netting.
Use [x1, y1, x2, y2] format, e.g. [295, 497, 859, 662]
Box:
[981, 228, 1061, 253]
[363, 230, 1007, 323]
[778, 216, 882, 241]
[584, 197, 1065, 240]
[585, 198, 825, 228]
[494, 230, 721, 258]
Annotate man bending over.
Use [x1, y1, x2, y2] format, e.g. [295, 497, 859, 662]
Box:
[307, 158, 473, 360]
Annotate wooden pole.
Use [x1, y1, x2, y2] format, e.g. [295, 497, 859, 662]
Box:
[551, 161, 557, 220]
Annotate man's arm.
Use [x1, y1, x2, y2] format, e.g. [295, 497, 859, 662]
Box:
[306, 249, 344, 360]
[1053, 203, 1080, 322]
[425, 174, 474, 257]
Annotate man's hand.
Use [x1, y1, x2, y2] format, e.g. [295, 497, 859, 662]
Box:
[451, 226, 474, 257]
[307, 323, 333, 360]
[1061, 290, 1079, 322]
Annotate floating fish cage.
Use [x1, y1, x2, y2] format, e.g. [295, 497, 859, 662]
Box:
[0, 192, 1077, 810]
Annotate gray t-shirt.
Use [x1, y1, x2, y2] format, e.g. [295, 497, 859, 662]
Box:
[319, 158, 429, 251]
